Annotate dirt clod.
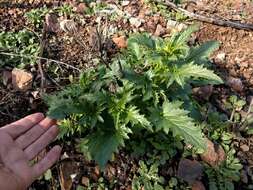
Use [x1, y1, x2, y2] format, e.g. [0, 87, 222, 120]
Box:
[227, 77, 244, 92]
[200, 139, 226, 166]
[241, 144, 250, 152]
[177, 159, 203, 184]
[112, 36, 127, 49]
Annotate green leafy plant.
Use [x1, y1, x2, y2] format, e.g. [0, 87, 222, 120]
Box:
[145, 0, 188, 21]
[0, 30, 40, 67]
[25, 7, 49, 28]
[205, 148, 242, 190]
[132, 161, 164, 190]
[204, 109, 243, 190]
[127, 128, 183, 166]
[46, 26, 222, 169]
[225, 95, 246, 122]
[56, 4, 73, 17]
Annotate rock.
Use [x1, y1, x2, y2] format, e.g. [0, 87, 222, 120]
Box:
[241, 169, 248, 184]
[122, 1, 130, 6]
[192, 85, 213, 100]
[167, 20, 187, 32]
[45, 13, 60, 33]
[112, 35, 127, 48]
[91, 166, 100, 181]
[200, 139, 226, 166]
[167, 19, 178, 28]
[2, 70, 12, 86]
[216, 53, 226, 62]
[192, 181, 206, 190]
[241, 144, 250, 152]
[177, 159, 203, 184]
[243, 70, 252, 80]
[227, 77, 244, 92]
[240, 61, 249, 68]
[217, 144, 226, 163]
[129, 17, 142, 28]
[59, 161, 79, 190]
[154, 24, 165, 36]
[146, 20, 157, 32]
[105, 164, 116, 182]
[138, 9, 146, 19]
[12, 68, 33, 91]
[74, 3, 87, 13]
[31, 90, 40, 99]
[81, 177, 89, 186]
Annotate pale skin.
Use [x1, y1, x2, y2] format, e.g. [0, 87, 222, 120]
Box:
[0, 113, 61, 190]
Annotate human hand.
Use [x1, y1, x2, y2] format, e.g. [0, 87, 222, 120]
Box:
[0, 113, 61, 190]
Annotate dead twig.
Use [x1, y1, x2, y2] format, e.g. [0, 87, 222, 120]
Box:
[154, 0, 253, 31]
[0, 52, 82, 72]
[95, 26, 111, 70]
[37, 22, 47, 93]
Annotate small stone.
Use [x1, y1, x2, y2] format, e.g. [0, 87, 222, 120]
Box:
[129, 17, 142, 28]
[177, 23, 187, 31]
[81, 177, 89, 186]
[216, 53, 226, 61]
[74, 3, 87, 13]
[227, 77, 244, 92]
[122, 1, 130, 6]
[146, 20, 156, 32]
[192, 181, 206, 190]
[91, 166, 100, 181]
[166, 20, 186, 32]
[167, 20, 178, 28]
[241, 144, 250, 152]
[241, 169, 248, 184]
[31, 90, 40, 99]
[217, 144, 226, 163]
[193, 85, 213, 100]
[112, 36, 127, 48]
[2, 70, 12, 86]
[94, 166, 100, 176]
[154, 24, 165, 36]
[45, 13, 60, 33]
[240, 61, 249, 68]
[200, 139, 226, 166]
[243, 71, 252, 79]
[12, 68, 33, 91]
[105, 164, 116, 182]
[178, 159, 203, 184]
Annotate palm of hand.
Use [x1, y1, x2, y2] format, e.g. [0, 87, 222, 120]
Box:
[0, 113, 61, 190]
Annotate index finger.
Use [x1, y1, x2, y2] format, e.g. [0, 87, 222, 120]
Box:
[0, 113, 45, 138]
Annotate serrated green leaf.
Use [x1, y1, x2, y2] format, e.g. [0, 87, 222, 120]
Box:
[186, 41, 220, 63]
[83, 126, 131, 169]
[171, 25, 199, 46]
[174, 63, 223, 86]
[150, 101, 205, 149]
[126, 106, 152, 130]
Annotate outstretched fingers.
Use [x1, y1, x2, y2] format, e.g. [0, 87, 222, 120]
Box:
[0, 113, 45, 139]
[15, 117, 56, 149]
[32, 146, 61, 179]
[24, 125, 59, 160]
